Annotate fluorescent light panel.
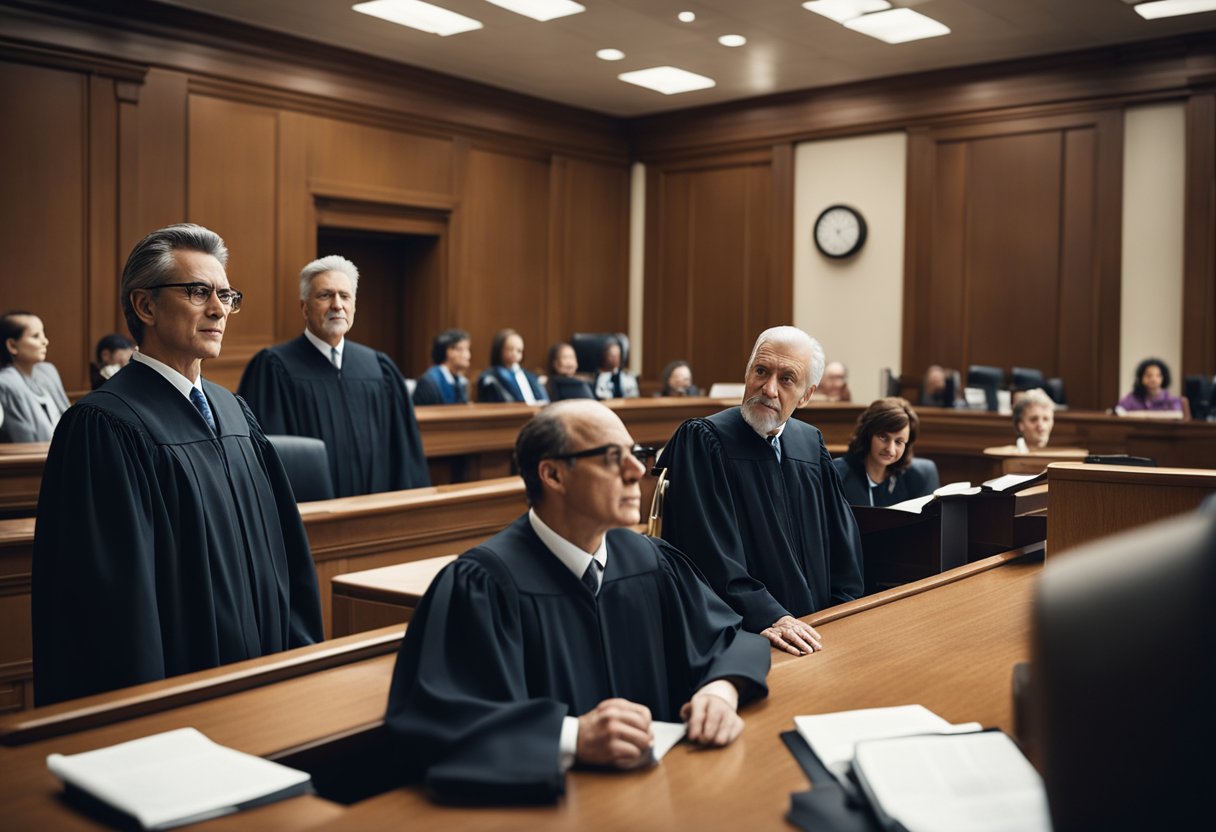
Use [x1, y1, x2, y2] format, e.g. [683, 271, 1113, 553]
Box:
[1134, 0, 1216, 19]
[484, 0, 585, 22]
[844, 8, 950, 44]
[618, 66, 716, 95]
[352, 0, 482, 36]
[802, 0, 891, 24]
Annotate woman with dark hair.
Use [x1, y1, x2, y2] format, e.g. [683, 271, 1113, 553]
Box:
[657, 360, 699, 397]
[1116, 358, 1188, 417]
[593, 336, 639, 399]
[543, 341, 592, 400]
[832, 397, 939, 507]
[0, 310, 71, 442]
[89, 332, 136, 389]
[477, 328, 548, 404]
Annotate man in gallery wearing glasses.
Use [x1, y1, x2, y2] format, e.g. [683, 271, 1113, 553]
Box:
[237, 254, 428, 497]
[385, 400, 770, 803]
[32, 224, 324, 706]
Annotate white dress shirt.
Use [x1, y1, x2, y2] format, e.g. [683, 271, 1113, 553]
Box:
[303, 328, 344, 369]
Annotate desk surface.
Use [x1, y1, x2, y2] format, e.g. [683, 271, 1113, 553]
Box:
[0, 550, 1039, 830]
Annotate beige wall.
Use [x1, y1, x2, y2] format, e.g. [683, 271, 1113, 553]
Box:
[793, 132, 907, 404]
[628, 161, 646, 374]
[1121, 102, 1187, 404]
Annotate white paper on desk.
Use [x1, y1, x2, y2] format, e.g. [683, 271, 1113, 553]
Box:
[888, 482, 982, 514]
[649, 721, 687, 763]
[982, 472, 1045, 492]
[793, 705, 982, 786]
[852, 731, 1050, 832]
[46, 727, 311, 831]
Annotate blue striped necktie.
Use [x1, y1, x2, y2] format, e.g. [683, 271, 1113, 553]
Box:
[190, 387, 216, 433]
[770, 434, 782, 463]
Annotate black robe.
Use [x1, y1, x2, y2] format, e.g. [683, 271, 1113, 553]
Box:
[237, 335, 430, 497]
[32, 361, 324, 706]
[657, 407, 865, 632]
[384, 516, 770, 804]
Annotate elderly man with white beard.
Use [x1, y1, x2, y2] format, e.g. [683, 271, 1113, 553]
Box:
[656, 326, 864, 657]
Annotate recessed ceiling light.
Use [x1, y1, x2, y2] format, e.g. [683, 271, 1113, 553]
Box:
[618, 66, 716, 95]
[843, 8, 950, 44]
[802, 0, 891, 24]
[1133, 0, 1216, 19]
[596, 48, 626, 61]
[718, 34, 747, 47]
[352, 0, 483, 36]
[483, 0, 586, 22]
[678, 11, 696, 23]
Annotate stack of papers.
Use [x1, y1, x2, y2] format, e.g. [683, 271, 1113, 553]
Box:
[47, 727, 312, 830]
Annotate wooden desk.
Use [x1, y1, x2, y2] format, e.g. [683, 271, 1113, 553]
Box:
[331, 554, 457, 635]
[0, 442, 48, 518]
[1047, 462, 1216, 555]
[983, 445, 1089, 475]
[0, 550, 1038, 830]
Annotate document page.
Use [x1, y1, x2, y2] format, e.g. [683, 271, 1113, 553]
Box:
[47, 727, 311, 830]
[852, 731, 1050, 832]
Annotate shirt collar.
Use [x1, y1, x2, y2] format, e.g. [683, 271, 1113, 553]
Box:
[131, 351, 203, 399]
[303, 328, 344, 360]
[528, 508, 607, 581]
[439, 365, 456, 385]
[748, 418, 786, 442]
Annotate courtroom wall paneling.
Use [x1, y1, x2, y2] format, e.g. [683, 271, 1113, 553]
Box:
[1183, 91, 1216, 378]
[643, 154, 784, 386]
[546, 156, 631, 348]
[0, 61, 92, 394]
[457, 147, 552, 381]
[187, 93, 278, 389]
[901, 110, 1123, 410]
[303, 115, 455, 199]
[132, 69, 188, 257]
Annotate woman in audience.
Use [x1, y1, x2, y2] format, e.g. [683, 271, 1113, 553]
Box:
[1117, 358, 1189, 418]
[543, 341, 593, 400]
[1011, 388, 1055, 451]
[593, 336, 639, 399]
[0, 310, 71, 442]
[657, 360, 699, 397]
[477, 328, 548, 404]
[832, 397, 938, 507]
[89, 332, 136, 389]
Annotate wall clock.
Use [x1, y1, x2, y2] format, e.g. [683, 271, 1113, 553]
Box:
[813, 204, 867, 259]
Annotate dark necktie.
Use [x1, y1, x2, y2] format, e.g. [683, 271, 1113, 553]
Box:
[612, 372, 623, 399]
[455, 376, 467, 403]
[190, 387, 216, 433]
[330, 347, 339, 369]
[581, 560, 600, 596]
[770, 433, 782, 463]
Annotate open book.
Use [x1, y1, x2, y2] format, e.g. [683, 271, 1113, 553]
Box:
[853, 730, 1050, 832]
[47, 727, 312, 830]
[887, 481, 981, 514]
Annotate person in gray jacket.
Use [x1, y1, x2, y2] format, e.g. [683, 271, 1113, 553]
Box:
[0, 311, 70, 442]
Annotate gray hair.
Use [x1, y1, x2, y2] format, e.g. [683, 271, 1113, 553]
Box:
[121, 224, 228, 345]
[745, 325, 826, 391]
[299, 255, 359, 299]
[1012, 388, 1055, 425]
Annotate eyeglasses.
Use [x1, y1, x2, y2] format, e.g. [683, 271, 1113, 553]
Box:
[150, 282, 243, 312]
[544, 443, 657, 469]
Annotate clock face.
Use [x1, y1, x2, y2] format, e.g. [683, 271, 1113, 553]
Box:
[814, 205, 867, 259]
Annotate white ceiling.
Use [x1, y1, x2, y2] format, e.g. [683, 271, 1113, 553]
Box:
[157, 0, 1216, 116]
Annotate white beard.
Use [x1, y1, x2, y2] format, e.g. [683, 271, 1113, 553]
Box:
[741, 396, 782, 436]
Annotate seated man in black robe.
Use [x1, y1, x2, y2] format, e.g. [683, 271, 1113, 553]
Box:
[33, 224, 324, 706]
[657, 325, 864, 657]
[237, 255, 429, 497]
[412, 328, 471, 405]
[385, 400, 769, 803]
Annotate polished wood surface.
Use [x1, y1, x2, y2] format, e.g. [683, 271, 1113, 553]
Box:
[983, 445, 1089, 475]
[0, 551, 1038, 830]
[331, 554, 457, 636]
[1047, 462, 1216, 555]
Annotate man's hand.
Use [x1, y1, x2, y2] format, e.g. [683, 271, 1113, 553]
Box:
[761, 614, 822, 656]
[680, 679, 743, 747]
[576, 698, 653, 768]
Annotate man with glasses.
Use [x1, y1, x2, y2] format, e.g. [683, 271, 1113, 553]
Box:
[656, 326, 864, 657]
[238, 255, 429, 497]
[386, 400, 769, 803]
[32, 224, 324, 706]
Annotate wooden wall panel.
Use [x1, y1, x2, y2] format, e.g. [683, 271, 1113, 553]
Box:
[304, 117, 454, 199]
[644, 158, 779, 387]
[964, 131, 1062, 373]
[1183, 91, 1216, 378]
[458, 149, 551, 379]
[547, 157, 631, 346]
[187, 94, 278, 388]
[0, 62, 89, 393]
[904, 112, 1122, 410]
[132, 69, 188, 253]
